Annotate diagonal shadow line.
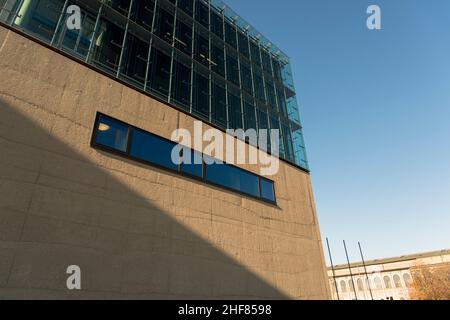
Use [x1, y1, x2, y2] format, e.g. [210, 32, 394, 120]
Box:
[0, 96, 290, 299]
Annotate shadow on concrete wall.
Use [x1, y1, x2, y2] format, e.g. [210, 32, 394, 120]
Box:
[0, 96, 288, 299]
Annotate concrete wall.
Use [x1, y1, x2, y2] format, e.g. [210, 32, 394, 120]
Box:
[0, 25, 331, 299]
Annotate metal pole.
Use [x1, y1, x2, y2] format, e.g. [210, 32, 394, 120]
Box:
[358, 241, 374, 300]
[343, 240, 358, 300]
[326, 238, 340, 300]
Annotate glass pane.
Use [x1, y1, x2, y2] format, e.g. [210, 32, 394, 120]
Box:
[250, 40, 261, 67]
[195, 30, 209, 66]
[181, 149, 203, 178]
[211, 42, 225, 77]
[210, 10, 223, 39]
[212, 83, 227, 127]
[206, 163, 260, 197]
[175, 19, 192, 55]
[105, 0, 131, 16]
[240, 63, 253, 94]
[154, 6, 174, 44]
[292, 128, 308, 170]
[121, 33, 149, 86]
[286, 92, 301, 124]
[244, 101, 257, 131]
[195, 0, 208, 27]
[261, 49, 272, 75]
[95, 115, 129, 152]
[228, 92, 242, 130]
[130, 0, 155, 30]
[260, 178, 275, 202]
[282, 124, 295, 162]
[130, 129, 179, 171]
[59, 10, 95, 59]
[224, 22, 237, 49]
[272, 58, 283, 83]
[277, 85, 287, 116]
[178, 0, 193, 17]
[92, 19, 125, 73]
[253, 71, 266, 103]
[226, 53, 239, 86]
[148, 47, 171, 97]
[238, 32, 249, 59]
[258, 109, 269, 151]
[14, 0, 65, 42]
[266, 80, 277, 109]
[270, 114, 282, 156]
[192, 72, 210, 118]
[171, 60, 191, 109]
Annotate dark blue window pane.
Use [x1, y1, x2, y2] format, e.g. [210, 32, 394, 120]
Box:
[181, 149, 203, 178]
[178, 0, 193, 16]
[206, 163, 260, 197]
[95, 116, 129, 152]
[130, 130, 179, 171]
[260, 178, 275, 202]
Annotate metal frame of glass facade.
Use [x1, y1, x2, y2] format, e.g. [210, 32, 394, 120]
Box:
[0, 0, 310, 171]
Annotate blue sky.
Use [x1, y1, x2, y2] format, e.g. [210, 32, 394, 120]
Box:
[224, 0, 450, 264]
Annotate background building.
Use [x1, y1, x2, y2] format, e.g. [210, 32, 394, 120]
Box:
[328, 249, 450, 300]
[0, 0, 330, 299]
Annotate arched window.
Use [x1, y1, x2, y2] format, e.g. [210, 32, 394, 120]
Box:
[357, 278, 364, 291]
[403, 273, 412, 287]
[384, 276, 392, 289]
[365, 278, 371, 290]
[348, 279, 355, 292]
[374, 277, 382, 289]
[340, 280, 347, 292]
[393, 274, 402, 288]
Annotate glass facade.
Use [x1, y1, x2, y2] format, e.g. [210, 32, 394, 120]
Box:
[0, 0, 309, 171]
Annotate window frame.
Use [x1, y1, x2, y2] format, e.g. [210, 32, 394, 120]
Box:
[91, 112, 277, 205]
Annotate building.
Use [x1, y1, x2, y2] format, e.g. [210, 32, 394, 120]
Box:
[327, 249, 450, 300]
[0, 0, 330, 299]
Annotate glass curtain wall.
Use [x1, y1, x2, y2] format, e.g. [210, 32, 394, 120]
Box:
[0, 0, 309, 171]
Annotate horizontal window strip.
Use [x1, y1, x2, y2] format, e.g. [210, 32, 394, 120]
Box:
[91, 113, 276, 204]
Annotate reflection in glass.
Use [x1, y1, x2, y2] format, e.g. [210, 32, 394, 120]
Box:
[130, 0, 155, 29]
[58, 8, 95, 58]
[92, 19, 125, 73]
[181, 149, 203, 178]
[195, 30, 209, 66]
[105, 0, 131, 16]
[192, 72, 210, 118]
[206, 162, 260, 198]
[121, 33, 149, 86]
[225, 22, 237, 49]
[147, 47, 171, 97]
[210, 10, 223, 39]
[14, 0, 64, 42]
[130, 129, 179, 171]
[175, 18, 192, 55]
[260, 178, 275, 202]
[171, 60, 191, 109]
[212, 82, 227, 127]
[154, 6, 174, 44]
[7, 0, 311, 171]
[95, 116, 129, 152]
[228, 92, 242, 130]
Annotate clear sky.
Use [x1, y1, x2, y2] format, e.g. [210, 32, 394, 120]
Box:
[224, 0, 450, 265]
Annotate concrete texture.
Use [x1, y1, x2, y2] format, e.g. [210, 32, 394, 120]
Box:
[0, 25, 331, 299]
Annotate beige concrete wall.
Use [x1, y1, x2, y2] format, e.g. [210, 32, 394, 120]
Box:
[0, 26, 331, 299]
